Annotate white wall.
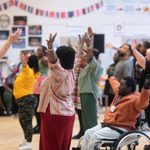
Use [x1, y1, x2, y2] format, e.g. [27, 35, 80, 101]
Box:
[1, 0, 150, 74]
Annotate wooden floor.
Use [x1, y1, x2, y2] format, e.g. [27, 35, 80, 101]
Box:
[0, 109, 150, 150]
[0, 114, 80, 150]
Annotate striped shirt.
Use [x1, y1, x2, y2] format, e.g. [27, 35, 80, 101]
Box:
[37, 60, 75, 116]
[72, 59, 85, 110]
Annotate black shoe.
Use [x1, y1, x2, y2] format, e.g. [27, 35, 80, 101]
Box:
[72, 133, 83, 139]
[33, 126, 40, 134]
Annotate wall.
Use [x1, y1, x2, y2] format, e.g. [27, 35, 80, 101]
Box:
[1, 0, 150, 74]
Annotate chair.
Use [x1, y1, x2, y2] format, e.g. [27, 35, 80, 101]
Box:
[74, 118, 150, 150]
[94, 131, 150, 150]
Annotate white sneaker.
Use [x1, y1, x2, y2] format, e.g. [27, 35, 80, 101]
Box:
[18, 142, 32, 150]
[19, 139, 27, 146]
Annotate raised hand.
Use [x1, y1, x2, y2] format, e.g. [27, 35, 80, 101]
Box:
[143, 74, 150, 89]
[8, 28, 22, 43]
[78, 34, 86, 50]
[67, 38, 73, 48]
[21, 53, 29, 67]
[105, 43, 115, 49]
[84, 33, 91, 48]
[46, 33, 57, 49]
[131, 39, 138, 50]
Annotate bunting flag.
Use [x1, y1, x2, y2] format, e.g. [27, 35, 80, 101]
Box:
[0, 0, 103, 19]
[1, 0, 150, 19]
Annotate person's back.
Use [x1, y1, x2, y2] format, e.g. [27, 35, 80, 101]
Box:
[37, 33, 76, 150]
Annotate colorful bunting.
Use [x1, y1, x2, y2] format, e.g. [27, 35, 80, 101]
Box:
[3, 3, 8, 10]
[68, 11, 74, 18]
[0, 0, 150, 19]
[0, 0, 103, 19]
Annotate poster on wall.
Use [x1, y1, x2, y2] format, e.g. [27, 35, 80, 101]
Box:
[0, 14, 11, 29]
[13, 16, 27, 26]
[0, 30, 9, 40]
[12, 26, 26, 36]
[139, 0, 150, 3]
[29, 25, 42, 35]
[103, 4, 116, 14]
[28, 37, 41, 47]
[122, 36, 150, 45]
[114, 22, 125, 36]
[12, 38, 26, 48]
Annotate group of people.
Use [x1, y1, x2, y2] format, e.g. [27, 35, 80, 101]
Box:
[81, 40, 150, 149]
[0, 27, 150, 150]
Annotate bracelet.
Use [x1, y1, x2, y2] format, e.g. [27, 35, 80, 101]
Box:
[86, 46, 92, 49]
[48, 48, 54, 52]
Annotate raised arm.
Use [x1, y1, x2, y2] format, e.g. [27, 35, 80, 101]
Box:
[75, 34, 86, 58]
[84, 33, 93, 62]
[108, 76, 120, 94]
[135, 74, 150, 109]
[131, 40, 146, 69]
[0, 29, 22, 58]
[21, 53, 29, 68]
[46, 33, 57, 64]
[105, 43, 121, 51]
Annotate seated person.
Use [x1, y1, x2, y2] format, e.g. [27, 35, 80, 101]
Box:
[81, 75, 150, 150]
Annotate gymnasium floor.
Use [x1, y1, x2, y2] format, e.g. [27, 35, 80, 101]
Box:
[0, 113, 84, 150]
[0, 109, 150, 150]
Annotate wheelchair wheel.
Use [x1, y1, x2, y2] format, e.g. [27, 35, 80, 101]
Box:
[114, 131, 150, 150]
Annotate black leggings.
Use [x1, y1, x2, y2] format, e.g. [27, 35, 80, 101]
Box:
[75, 108, 84, 135]
[34, 94, 40, 126]
[0, 86, 7, 110]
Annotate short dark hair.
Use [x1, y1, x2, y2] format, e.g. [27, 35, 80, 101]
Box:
[41, 45, 48, 56]
[93, 49, 99, 60]
[28, 55, 39, 73]
[123, 76, 136, 92]
[143, 41, 150, 49]
[56, 46, 75, 70]
[120, 43, 133, 54]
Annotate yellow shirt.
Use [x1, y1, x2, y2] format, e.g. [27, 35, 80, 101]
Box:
[13, 65, 40, 99]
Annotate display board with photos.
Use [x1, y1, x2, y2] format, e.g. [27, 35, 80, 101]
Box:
[29, 25, 42, 35]
[28, 37, 42, 47]
[10, 16, 43, 48]
[28, 25, 42, 47]
[0, 30, 9, 40]
[12, 26, 26, 36]
[13, 16, 27, 26]
[12, 38, 26, 48]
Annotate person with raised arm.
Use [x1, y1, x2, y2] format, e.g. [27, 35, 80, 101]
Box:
[0, 28, 22, 58]
[37, 33, 76, 150]
[106, 43, 134, 82]
[78, 33, 103, 134]
[132, 41, 150, 127]
[81, 74, 150, 150]
[132, 41, 150, 91]
[13, 53, 40, 150]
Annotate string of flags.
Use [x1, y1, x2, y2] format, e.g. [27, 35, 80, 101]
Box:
[1, 0, 150, 18]
[0, 0, 103, 19]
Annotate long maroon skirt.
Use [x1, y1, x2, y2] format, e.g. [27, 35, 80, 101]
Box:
[39, 107, 75, 150]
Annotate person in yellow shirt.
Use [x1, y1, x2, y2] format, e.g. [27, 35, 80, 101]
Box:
[13, 53, 40, 150]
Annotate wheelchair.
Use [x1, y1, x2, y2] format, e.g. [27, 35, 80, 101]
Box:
[73, 111, 150, 150]
[94, 130, 150, 150]
[73, 130, 150, 150]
